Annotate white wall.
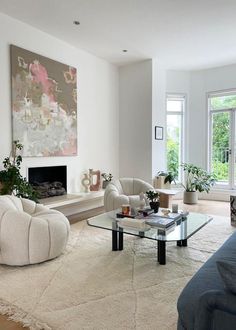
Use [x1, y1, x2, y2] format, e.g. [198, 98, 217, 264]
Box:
[189, 64, 236, 168]
[0, 13, 119, 193]
[166, 64, 236, 170]
[152, 60, 167, 176]
[119, 60, 153, 183]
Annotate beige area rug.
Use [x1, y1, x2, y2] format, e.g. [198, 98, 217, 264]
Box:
[0, 215, 235, 330]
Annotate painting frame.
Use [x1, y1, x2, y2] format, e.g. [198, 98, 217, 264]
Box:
[155, 126, 163, 140]
[10, 44, 78, 157]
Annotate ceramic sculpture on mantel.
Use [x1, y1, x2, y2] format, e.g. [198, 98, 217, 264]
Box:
[89, 169, 101, 191]
[81, 173, 91, 193]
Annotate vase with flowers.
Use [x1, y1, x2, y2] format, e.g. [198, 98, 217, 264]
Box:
[101, 172, 113, 189]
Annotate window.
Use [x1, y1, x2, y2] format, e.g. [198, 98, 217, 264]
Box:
[166, 95, 185, 181]
[208, 90, 236, 188]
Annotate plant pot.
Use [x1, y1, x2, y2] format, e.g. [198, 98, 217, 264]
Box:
[183, 191, 198, 204]
[154, 176, 165, 189]
[150, 201, 160, 213]
[164, 182, 171, 189]
[102, 181, 110, 189]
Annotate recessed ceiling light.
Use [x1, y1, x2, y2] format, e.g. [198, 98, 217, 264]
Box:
[122, 50, 128, 52]
[73, 20, 80, 25]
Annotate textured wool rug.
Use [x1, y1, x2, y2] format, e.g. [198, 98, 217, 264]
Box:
[0, 215, 235, 330]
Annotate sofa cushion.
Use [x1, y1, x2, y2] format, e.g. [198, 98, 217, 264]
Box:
[217, 260, 236, 294]
[177, 231, 236, 329]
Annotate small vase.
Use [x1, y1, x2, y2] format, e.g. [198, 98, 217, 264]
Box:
[150, 201, 160, 213]
[102, 181, 110, 189]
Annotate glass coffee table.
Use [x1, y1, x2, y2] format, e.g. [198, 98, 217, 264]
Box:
[87, 210, 212, 265]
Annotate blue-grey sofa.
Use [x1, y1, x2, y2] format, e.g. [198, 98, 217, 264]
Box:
[177, 230, 236, 330]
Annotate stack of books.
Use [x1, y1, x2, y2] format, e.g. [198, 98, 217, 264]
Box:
[144, 211, 189, 229]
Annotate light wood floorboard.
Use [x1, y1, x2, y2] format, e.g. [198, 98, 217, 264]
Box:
[0, 200, 230, 329]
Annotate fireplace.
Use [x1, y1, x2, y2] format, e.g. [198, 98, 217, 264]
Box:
[28, 166, 67, 199]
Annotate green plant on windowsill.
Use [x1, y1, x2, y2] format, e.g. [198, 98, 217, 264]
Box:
[0, 140, 38, 202]
[164, 171, 178, 184]
[156, 170, 177, 184]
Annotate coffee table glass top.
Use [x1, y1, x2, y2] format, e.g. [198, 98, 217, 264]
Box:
[87, 210, 212, 242]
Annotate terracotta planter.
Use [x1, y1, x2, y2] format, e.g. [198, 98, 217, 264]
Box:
[183, 191, 198, 204]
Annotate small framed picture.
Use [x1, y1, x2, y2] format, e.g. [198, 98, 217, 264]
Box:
[155, 126, 163, 140]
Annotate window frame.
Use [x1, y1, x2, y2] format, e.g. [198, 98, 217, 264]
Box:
[207, 89, 236, 189]
[166, 93, 186, 183]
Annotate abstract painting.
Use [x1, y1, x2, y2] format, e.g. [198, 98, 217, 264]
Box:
[10, 45, 77, 156]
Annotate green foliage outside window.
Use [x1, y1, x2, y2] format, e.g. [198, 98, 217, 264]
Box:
[167, 138, 179, 177]
[210, 94, 236, 182]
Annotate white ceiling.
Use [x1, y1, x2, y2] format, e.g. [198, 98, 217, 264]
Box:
[1, 0, 236, 70]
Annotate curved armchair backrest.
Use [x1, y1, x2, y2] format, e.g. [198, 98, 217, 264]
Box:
[104, 177, 154, 211]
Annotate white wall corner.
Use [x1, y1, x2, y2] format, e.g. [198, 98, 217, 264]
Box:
[152, 60, 167, 179]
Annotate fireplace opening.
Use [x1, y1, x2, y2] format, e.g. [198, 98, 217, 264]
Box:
[28, 166, 67, 199]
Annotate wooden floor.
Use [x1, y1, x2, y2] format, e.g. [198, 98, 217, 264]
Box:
[0, 199, 230, 330]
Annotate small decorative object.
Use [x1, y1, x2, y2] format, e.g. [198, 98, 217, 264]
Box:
[155, 126, 163, 140]
[181, 163, 216, 204]
[161, 208, 171, 216]
[146, 190, 160, 213]
[81, 173, 91, 193]
[0, 140, 38, 202]
[172, 204, 179, 213]
[139, 192, 146, 210]
[89, 169, 101, 191]
[122, 204, 131, 216]
[101, 172, 113, 189]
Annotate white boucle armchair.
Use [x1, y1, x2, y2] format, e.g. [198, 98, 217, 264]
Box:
[104, 178, 154, 211]
[0, 195, 70, 266]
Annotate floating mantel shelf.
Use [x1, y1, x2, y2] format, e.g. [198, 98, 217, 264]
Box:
[40, 191, 104, 217]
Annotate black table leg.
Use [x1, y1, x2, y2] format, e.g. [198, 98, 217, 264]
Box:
[112, 227, 124, 251]
[158, 241, 166, 265]
[112, 230, 118, 251]
[182, 239, 187, 247]
[139, 231, 145, 238]
[177, 239, 188, 247]
[118, 230, 123, 250]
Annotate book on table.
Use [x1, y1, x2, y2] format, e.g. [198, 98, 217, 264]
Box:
[145, 212, 182, 228]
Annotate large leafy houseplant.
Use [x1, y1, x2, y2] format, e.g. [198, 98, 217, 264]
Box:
[0, 141, 38, 202]
[181, 163, 216, 193]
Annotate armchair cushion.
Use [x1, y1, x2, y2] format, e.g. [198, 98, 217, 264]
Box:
[104, 178, 154, 212]
[0, 195, 70, 266]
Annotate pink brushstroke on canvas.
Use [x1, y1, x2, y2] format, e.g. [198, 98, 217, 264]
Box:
[29, 61, 56, 102]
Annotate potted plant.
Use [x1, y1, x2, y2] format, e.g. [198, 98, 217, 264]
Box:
[101, 172, 113, 189]
[146, 190, 160, 213]
[154, 170, 177, 189]
[0, 140, 38, 202]
[181, 163, 216, 204]
[164, 171, 178, 186]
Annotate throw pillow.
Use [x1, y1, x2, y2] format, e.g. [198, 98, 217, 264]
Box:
[217, 260, 236, 294]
